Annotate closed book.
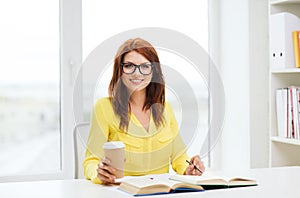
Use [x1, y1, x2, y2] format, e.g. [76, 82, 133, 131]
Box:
[298, 89, 300, 138]
[288, 87, 293, 138]
[290, 86, 300, 139]
[276, 88, 288, 138]
[292, 31, 300, 68]
[289, 86, 300, 139]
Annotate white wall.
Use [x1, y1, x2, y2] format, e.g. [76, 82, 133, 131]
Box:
[218, 0, 250, 170]
[248, 0, 269, 168]
[210, 0, 269, 170]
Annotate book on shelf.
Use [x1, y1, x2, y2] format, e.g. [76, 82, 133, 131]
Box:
[298, 88, 300, 138]
[276, 86, 300, 139]
[298, 89, 300, 107]
[290, 86, 300, 139]
[276, 88, 289, 138]
[118, 173, 257, 196]
[292, 30, 300, 68]
[118, 174, 204, 196]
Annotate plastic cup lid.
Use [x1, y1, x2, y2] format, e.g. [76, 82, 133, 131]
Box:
[102, 141, 125, 149]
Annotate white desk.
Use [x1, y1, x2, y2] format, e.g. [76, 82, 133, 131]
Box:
[0, 166, 299, 198]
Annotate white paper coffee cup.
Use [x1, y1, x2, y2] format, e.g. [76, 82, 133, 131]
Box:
[102, 141, 125, 178]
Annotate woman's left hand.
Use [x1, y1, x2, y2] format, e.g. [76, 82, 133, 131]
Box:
[184, 155, 205, 176]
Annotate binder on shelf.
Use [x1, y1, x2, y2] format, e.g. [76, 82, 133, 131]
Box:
[276, 88, 288, 138]
[292, 31, 300, 68]
[270, 12, 300, 69]
[275, 86, 300, 139]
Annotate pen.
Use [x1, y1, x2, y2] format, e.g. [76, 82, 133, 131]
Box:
[186, 160, 203, 174]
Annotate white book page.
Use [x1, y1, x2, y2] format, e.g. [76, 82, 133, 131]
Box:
[116, 174, 178, 188]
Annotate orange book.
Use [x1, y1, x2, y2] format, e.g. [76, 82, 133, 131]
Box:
[292, 31, 300, 68]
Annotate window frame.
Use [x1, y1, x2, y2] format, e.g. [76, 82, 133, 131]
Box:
[0, 0, 82, 182]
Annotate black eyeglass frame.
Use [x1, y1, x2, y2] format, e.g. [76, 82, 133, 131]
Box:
[121, 62, 153, 75]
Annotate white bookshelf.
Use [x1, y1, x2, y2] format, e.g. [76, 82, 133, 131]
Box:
[269, 0, 300, 167]
[271, 136, 300, 146]
[270, 0, 300, 5]
[271, 68, 300, 73]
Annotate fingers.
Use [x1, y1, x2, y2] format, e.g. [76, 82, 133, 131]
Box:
[97, 160, 117, 184]
[102, 157, 111, 165]
[191, 155, 205, 173]
[185, 163, 194, 175]
[186, 155, 205, 176]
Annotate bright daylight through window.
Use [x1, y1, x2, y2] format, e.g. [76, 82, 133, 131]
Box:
[0, 0, 60, 176]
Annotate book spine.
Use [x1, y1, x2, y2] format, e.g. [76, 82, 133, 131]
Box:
[292, 86, 299, 139]
[289, 86, 294, 138]
[276, 89, 283, 137]
[285, 88, 289, 138]
[298, 88, 300, 139]
[287, 86, 300, 140]
[298, 31, 300, 68]
[276, 88, 289, 138]
[292, 31, 300, 68]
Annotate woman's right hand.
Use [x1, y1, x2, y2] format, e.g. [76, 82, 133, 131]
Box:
[97, 158, 117, 185]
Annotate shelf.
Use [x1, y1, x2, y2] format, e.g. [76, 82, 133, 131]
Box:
[271, 136, 300, 146]
[269, 0, 300, 167]
[270, 0, 300, 5]
[271, 68, 300, 73]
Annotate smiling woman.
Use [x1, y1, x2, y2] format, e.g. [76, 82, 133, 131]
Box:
[81, 0, 209, 172]
[83, 37, 205, 185]
[0, 0, 209, 182]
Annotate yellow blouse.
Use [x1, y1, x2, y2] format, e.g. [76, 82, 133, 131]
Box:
[83, 97, 189, 184]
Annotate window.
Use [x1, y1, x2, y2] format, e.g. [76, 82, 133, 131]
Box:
[0, 0, 79, 181]
[0, 0, 60, 177]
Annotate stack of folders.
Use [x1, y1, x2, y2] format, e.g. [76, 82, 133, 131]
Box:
[276, 86, 300, 139]
[292, 30, 300, 68]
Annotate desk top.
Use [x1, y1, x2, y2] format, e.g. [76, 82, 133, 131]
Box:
[0, 166, 299, 198]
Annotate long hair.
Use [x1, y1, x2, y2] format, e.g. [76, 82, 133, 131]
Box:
[108, 38, 165, 131]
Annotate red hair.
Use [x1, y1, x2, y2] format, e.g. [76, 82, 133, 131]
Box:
[108, 38, 165, 131]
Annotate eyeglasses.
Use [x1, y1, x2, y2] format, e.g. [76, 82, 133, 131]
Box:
[121, 62, 153, 75]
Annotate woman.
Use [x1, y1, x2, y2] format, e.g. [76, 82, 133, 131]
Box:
[84, 38, 205, 184]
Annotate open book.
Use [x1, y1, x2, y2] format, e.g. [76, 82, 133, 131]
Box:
[118, 175, 204, 196]
[169, 174, 257, 189]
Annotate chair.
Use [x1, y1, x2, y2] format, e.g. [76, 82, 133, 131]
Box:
[73, 122, 90, 179]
